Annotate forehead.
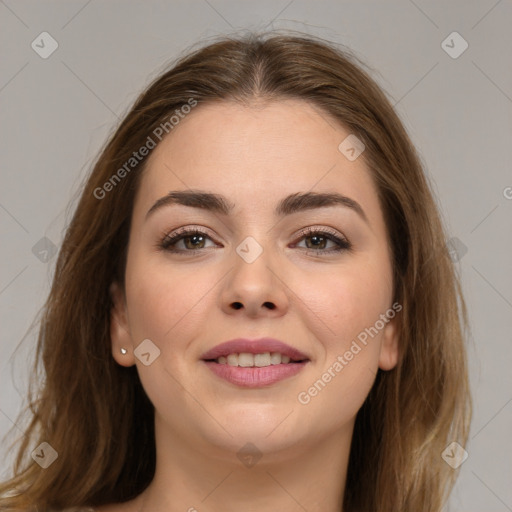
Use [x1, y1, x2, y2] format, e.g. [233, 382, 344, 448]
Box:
[134, 99, 380, 222]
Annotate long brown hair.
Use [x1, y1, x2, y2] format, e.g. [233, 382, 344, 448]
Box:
[0, 31, 471, 511]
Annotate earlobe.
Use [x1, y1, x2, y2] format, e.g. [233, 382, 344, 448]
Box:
[109, 282, 135, 367]
[378, 316, 400, 371]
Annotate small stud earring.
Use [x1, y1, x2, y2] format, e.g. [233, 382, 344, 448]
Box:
[120, 347, 127, 355]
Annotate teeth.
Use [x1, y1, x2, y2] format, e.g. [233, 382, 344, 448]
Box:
[270, 352, 282, 365]
[215, 352, 296, 367]
[254, 352, 271, 367]
[238, 353, 254, 367]
[227, 354, 238, 366]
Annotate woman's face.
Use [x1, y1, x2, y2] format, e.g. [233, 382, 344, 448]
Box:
[110, 99, 399, 460]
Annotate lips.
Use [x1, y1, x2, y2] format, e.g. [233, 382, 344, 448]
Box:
[200, 338, 309, 362]
[200, 338, 310, 388]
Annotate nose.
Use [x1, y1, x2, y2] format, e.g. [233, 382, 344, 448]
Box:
[220, 242, 289, 318]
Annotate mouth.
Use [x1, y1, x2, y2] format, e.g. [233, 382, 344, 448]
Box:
[200, 337, 309, 362]
[202, 358, 309, 388]
[204, 352, 308, 366]
[201, 338, 310, 388]
[200, 338, 310, 388]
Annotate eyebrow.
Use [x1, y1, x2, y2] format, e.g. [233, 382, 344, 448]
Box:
[145, 189, 369, 224]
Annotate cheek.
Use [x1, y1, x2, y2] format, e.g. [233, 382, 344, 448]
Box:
[123, 260, 214, 419]
[292, 257, 391, 407]
[295, 275, 384, 426]
[124, 256, 214, 344]
[299, 256, 392, 347]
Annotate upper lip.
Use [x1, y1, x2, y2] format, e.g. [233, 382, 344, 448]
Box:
[200, 338, 309, 361]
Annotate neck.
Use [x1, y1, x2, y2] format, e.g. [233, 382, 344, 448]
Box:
[135, 416, 353, 512]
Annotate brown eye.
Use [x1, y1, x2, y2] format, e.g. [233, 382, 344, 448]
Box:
[160, 228, 216, 253]
[293, 228, 352, 255]
[303, 234, 332, 250]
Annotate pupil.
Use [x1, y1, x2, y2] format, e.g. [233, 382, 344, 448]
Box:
[186, 235, 204, 249]
[307, 235, 325, 249]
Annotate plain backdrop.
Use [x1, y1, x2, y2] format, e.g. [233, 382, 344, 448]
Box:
[1, 1, 511, 510]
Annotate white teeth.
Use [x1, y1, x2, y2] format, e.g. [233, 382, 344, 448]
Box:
[227, 354, 238, 366]
[238, 353, 254, 367]
[254, 352, 271, 367]
[270, 352, 282, 365]
[215, 352, 296, 366]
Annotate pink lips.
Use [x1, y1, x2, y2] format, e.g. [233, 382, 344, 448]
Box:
[200, 338, 310, 388]
[200, 337, 309, 361]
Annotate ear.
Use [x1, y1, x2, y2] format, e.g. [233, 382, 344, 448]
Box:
[109, 281, 135, 367]
[378, 315, 400, 371]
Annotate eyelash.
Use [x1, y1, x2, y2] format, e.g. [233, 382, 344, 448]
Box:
[158, 225, 352, 257]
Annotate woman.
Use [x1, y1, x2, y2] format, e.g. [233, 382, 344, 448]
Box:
[0, 31, 471, 512]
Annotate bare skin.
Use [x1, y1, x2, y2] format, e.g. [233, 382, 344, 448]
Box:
[99, 99, 399, 512]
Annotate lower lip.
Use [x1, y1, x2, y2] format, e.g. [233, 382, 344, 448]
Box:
[203, 361, 308, 387]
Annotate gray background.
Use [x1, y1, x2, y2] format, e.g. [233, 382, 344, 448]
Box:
[1, 1, 511, 510]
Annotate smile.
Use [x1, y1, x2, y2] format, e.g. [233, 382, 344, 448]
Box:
[212, 352, 303, 367]
[203, 355, 309, 387]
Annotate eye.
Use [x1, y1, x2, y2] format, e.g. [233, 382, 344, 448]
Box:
[158, 227, 217, 254]
[292, 227, 352, 256]
[157, 225, 352, 256]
